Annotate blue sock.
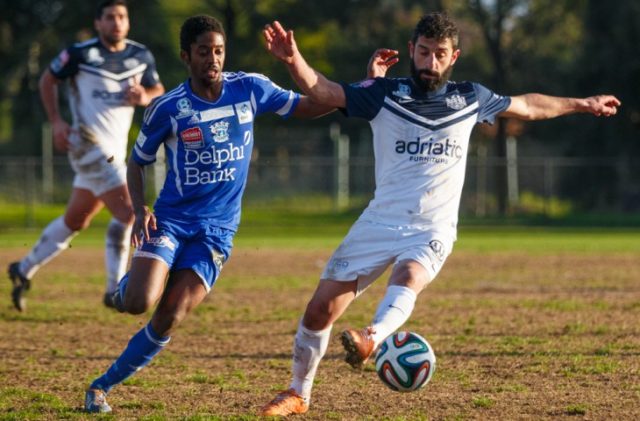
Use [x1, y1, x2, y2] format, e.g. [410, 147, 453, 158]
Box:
[90, 323, 170, 393]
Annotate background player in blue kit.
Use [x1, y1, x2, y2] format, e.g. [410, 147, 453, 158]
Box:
[259, 14, 621, 416]
[83, 15, 335, 413]
[7, 0, 165, 311]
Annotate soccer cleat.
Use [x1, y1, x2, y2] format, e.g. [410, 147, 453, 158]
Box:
[84, 388, 112, 413]
[260, 389, 309, 416]
[340, 327, 377, 368]
[7, 262, 30, 312]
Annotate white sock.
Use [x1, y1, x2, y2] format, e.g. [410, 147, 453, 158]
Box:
[19, 216, 78, 279]
[105, 218, 131, 293]
[290, 322, 332, 404]
[370, 285, 417, 346]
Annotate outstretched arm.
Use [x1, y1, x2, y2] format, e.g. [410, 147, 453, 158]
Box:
[263, 21, 346, 108]
[500, 94, 621, 120]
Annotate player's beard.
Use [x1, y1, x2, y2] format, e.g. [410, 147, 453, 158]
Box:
[410, 60, 453, 92]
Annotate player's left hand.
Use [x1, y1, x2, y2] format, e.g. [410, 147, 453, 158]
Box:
[124, 85, 149, 106]
[367, 48, 399, 79]
[583, 95, 621, 117]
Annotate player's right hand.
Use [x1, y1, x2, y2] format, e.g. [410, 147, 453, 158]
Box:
[52, 119, 71, 152]
[367, 49, 399, 79]
[131, 206, 157, 248]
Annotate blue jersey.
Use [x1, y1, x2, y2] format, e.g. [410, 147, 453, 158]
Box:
[341, 78, 510, 237]
[132, 72, 299, 231]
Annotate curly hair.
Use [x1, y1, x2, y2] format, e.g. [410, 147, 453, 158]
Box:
[180, 15, 226, 54]
[412, 12, 459, 49]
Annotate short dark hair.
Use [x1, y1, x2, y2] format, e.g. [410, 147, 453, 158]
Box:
[180, 15, 226, 54]
[412, 12, 459, 49]
[95, 0, 127, 20]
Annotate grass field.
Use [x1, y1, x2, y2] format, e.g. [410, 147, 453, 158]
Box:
[0, 215, 639, 420]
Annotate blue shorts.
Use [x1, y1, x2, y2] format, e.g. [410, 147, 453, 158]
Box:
[132, 218, 234, 292]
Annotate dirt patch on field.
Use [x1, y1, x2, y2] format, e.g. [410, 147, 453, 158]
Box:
[0, 247, 638, 420]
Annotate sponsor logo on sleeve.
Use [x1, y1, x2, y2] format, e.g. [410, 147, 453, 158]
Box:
[356, 79, 375, 88]
[135, 132, 147, 148]
[180, 127, 204, 149]
[51, 49, 70, 73]
[235, 101, 253, 124]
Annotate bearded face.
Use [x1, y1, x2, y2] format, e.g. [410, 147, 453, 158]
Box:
[410, 59, 453, 92]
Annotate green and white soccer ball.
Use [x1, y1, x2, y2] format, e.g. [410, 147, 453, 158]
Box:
[375, 331, 436, 392]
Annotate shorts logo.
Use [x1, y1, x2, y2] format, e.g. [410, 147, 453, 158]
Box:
[146, 235, 176, 251]
[212, 249, 225, 270]
[332, 258, 350, 271]
[428, 239, 446, 261]
[180, 127, 204, 149]
[445, 94, 467, 110]
[210, 121, 230, 143]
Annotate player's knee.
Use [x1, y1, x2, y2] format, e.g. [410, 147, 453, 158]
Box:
[303, 299, 333, 330]
[124, 294, 155, 315]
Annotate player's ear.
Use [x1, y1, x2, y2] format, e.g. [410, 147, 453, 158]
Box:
[450, 49, 461, 66]
[408, 40, 414, 59]
[180, 50, 190, 65]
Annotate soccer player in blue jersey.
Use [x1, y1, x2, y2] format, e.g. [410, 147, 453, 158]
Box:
[83, 15, 334, 413]
[260, 14, 621, 416]
[7, 0, 164, 311]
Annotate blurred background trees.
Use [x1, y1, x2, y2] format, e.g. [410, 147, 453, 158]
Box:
[0, 0, 638, 213]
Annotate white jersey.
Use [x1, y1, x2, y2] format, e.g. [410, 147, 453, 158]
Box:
[342, 78, 510, 239]
[49, 38, 161, 167]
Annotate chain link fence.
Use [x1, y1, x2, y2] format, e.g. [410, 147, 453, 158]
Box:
[0, 153, 637, 228]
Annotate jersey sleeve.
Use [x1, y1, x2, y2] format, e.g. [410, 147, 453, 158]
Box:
[49, 45, 82, 80]
[247, 73, 300, 118]
[139, 49, 161, 88]
[340, 78, 387, 121]
[473, 83, 511, 124]
[131, 98, 172, 165]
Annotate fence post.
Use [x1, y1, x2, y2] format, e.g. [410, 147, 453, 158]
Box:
[476, 144, 487, 217]
[506, 136, 519, 209]
[42, 122, 53, 203]
[330, 123, 350, 211]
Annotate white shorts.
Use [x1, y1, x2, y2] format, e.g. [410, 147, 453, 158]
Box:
[320, 219, 453, 294]
[70, 151, 127, 197]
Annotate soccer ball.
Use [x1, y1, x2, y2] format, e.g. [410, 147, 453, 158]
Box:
[375, 331, 436, 392]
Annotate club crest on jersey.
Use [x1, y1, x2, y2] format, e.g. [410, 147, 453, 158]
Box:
[445, 94, 467, 110]
[86, 47, 104, 65]
[392, 83, 412, 99]
[210, 121, 230, 143]
[176, 97, 196, 119]
[180, 127, 204, 149]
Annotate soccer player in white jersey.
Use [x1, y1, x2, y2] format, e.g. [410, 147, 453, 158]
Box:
[260, 13, 620, 416]
[7, 0, 165, 311]
[83, 15, 334, 413]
